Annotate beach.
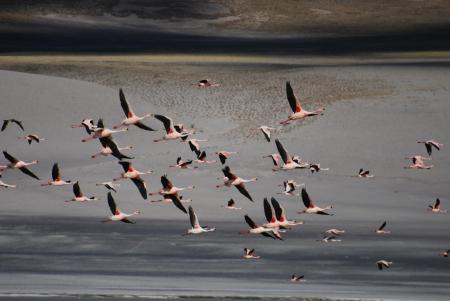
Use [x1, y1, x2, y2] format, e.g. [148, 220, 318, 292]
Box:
[0, 57, 449, 300]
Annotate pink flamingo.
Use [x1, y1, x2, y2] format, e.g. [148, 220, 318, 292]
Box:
[113, 161, 152, 200]
[41, 163, 72, 186]
[243, 248, 260, 259]
[65, 181, 98, 203]
[102, 192, 140, 223]
[0, 151, 39, 180]
[280, 81, 324, 125]
[428, 198, 447, 213]
[299, 188, 333, 215]
[113, 89, 154, 130]
[404, 156, 433, 169]
[217, 166, 257, 202]
[17, 134, 45, 145]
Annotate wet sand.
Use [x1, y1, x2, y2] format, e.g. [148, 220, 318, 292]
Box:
[0, 58, 449, 300]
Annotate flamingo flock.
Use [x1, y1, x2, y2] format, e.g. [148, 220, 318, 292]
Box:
[1, 80, 448, 287]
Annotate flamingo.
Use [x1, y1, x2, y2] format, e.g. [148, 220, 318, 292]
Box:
[404, 156, 433, 169]
[153, 114, 188, 142]
[376, 221, 390, 234]
[428, 198, 447, 213]
[223, 199, 242, 210]
[0, 176, 16, 188]
[102, 192, 140, 223]
[257, 126, 276, 142]
[217, 166, 257, 202]
[354, 168, 374, 178]
[185, 206, 216, 235]
[82, 119, 128, 142]
[194, 151, 216, 164]
[71, 118, 96, 134]
[65, 181, 98, 203]
[194, 79, 219, 87]
[17, 134, 46, 145]
[277, 180, 304, 196]
[377, 260, 393, 270]
[169, 157, 196, 169]
[216, 151, 237, 165]
[186, 139, 207, 154]
[41, 163, 72, 186]
[271, 197, 304, 227]
[113, 161, 151, 200]
[309, 163, 329, 173]
[96, 182, 120, 193]
[290, 275, 305, 283]
[239, 215, 282, 240]
[263, 198, 283, 229]
[280, 81, 324, 125]
[323, 228, 345, 236]
[263, 153, 281, 167]
[113, 89, 154, 130]
[149, 175, 194, 196]
[275, 139, 309, 170]
[0, 151, 39, 180]
[150, 194, 191, 206]
[417, 140, 443, 156]
[319, 235, 341, 243]
[299, 188, 333, 215]
[442, 250, 449, 257]
[1, 119, 24, 131]
[91, 137, 133, 160]
[243, 248, 260, 259]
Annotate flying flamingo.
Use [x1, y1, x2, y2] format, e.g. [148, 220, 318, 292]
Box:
[275, 139, 309, 170]
[113, 89, 154, 131]
[194, 79, 219, 87]
[113, 161, 152, 200]
[242, 248, 260, 259]
[442, 250, 449, 257]
[280, 81, 324, 125]
[17, 134, 45, 145]
[223, 199, 242, 210]
[169, 157, 196, 169]
[185, 139, 208, 154]
[185, 206, 216, 235]
[323, 228, 345, 236]
[0, 176, 16, 188]
[150, 194, 191, 207]
[65, 181, 98, 203]
[376, 221, 391, 234]
[0, 151, 39, 180]
[277, 180, 304, 196]
[82, 119, 128, 142]
[309, 163, 329, 173]
[194, 151, 216, 164]
[239, 215, 282, 240]
[271, 197, 304, 227]
[263, 198, 283, 229]
[290, 275, 305, 283]
[417, 140, 443, 156]
[41, 163, 72, 186]
[263, 153, 281, 167]
[1, 119, 24, 131]
[354, 168, 374, 178]
[216, 151, 237, 165]
[404, 156, 433, 169]
[299, 188, 333, 215]
[149, 175, 194, 196]
[319, 235, 342, 243]
[377, 260, 393, 270]
[428, 198, 447, 213]
[217, 166, 257, 202]
[71, 118, 96, 134]
[153, 114, 188, 142]
[91, 137, 133, 160]
[102, 192, 140, 223]
[96, 182, 120, 193]
[257, 126, 276, 142]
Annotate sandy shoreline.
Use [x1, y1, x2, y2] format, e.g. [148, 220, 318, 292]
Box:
[0, 58, 449, 300]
